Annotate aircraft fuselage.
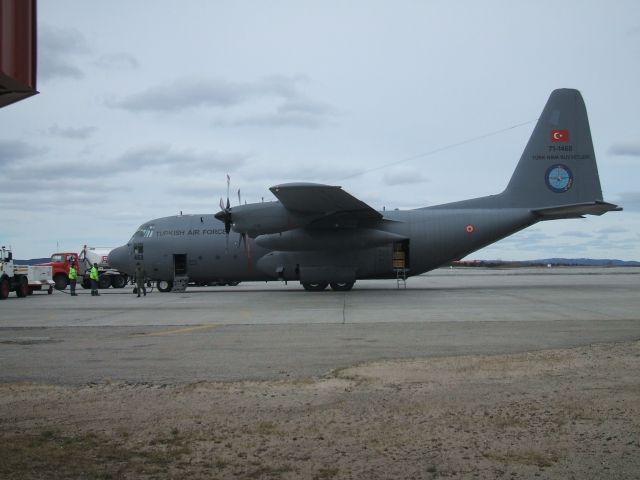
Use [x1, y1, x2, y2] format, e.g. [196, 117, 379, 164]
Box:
[110, 200, 538, 287]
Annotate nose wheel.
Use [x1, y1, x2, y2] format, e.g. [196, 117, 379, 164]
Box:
[157, 280, 173, 292]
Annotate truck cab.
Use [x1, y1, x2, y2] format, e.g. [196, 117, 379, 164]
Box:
[1, 246, 28, 299]
[43, 252, 78, 290]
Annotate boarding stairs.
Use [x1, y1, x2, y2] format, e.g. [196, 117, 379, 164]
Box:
[172, 275, 189, 293]
[395, 268, 408, 289]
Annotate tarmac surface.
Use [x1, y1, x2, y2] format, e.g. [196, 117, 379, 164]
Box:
[1, 267, 639, 385]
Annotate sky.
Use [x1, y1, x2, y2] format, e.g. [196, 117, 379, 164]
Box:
[2, 0, 639, 260]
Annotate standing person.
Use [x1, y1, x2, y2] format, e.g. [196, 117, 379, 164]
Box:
[68, 262, 78, 296]
[90, 262, 100, 296]
[135, 262, 146, 297]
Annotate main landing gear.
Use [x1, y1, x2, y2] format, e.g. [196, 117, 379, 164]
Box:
[301, 281, 355, 292]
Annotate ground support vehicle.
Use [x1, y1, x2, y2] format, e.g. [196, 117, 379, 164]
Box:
[41, 246, 128, 291]
[14, 264, 54, 295]
[1, 247, 53, 299]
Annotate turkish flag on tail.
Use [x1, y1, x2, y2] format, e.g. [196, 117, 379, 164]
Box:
[551, 129, 569, 142]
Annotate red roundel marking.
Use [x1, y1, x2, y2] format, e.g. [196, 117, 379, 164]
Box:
[465, 224, 475, 233]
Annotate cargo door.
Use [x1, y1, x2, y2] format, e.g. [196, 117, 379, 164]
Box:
[393, 240, 410, 288]
[392, 240, 410, 270]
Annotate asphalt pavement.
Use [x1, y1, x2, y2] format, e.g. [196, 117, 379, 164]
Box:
[1, 267, 639, 385]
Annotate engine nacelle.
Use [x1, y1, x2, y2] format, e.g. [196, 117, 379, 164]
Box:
[255, 228, 407, 251]
[216, 202, 317, 237]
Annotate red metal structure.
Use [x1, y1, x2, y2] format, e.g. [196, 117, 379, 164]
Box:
[0, 0, 38, 108]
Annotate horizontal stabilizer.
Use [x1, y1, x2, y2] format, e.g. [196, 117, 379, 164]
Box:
[532, 201, 622, 219]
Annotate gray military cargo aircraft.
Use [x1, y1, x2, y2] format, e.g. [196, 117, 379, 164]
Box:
[109, 89, 621, 292]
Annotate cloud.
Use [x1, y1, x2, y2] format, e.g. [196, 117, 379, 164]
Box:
[109, 76, 304, 113]
[241, 163, 363, 184]
[613, 192, 640, 212]
[595, 226, 628, 235]
[0, 141, 250, 187]
[217, 99, 337, 129]
[165, 179, 233, 198]
[627, 26, 640, 36]
[94, 52, 140, 70]
[609, 141, 640, 157]
[0, 140, 47, 167]
[49, 125, 97, 140]
[0, 177, 129, 209]
[115, 144, 250, 172]
[1, 156, 113, 181]
[39, 25, 91, 80]
[383, 167, 429, 186]
[560, 230, 594, 238]
[108, 75, 335, 128]
[492, 230, 554, 249]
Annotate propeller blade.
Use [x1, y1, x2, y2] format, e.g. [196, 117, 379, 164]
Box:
[226, 174, 230, 205]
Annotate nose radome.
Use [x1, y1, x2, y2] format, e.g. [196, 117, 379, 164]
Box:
[108, 245, 131, 274]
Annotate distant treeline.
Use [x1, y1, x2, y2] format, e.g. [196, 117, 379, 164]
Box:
[451, 258, 640, 267]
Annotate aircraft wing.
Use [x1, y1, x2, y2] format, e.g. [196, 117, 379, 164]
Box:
[269, 183, 382, 221]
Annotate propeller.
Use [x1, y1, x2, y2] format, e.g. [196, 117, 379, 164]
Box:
[214, 175, 251, 265]
[214, 175, 233, 234]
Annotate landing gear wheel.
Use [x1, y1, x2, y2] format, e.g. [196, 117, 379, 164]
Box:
[0, 278, 9, 300]
[302, 282, 328, 292]
[157, 280, 173, 292]
[330, 281, 355, 291]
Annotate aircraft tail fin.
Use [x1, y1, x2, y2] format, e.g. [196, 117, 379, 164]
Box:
[503, 89, 619, 216]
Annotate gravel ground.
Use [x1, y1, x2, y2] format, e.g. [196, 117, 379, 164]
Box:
[1, 340, 639, 479]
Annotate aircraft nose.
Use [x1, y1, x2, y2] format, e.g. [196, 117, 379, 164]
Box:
[108, 245, 132, 274]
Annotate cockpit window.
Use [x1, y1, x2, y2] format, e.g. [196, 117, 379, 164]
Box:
[133, 224, 155, 239]
[51, 254, 65, 262]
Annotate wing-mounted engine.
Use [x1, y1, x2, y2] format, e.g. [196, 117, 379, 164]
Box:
[255, 228, 407, 251]
[214, 182, 386, 238]
[217, 201, 324, 237]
